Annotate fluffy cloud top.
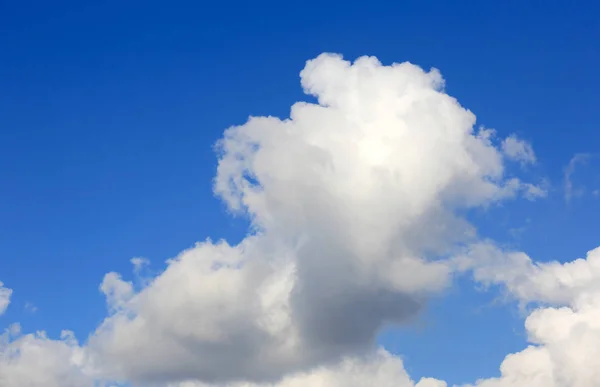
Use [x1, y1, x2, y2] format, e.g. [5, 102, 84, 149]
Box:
[0, 324, 92, 387]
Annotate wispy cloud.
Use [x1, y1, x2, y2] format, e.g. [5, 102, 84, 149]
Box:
[508, 217, 532, 240]
[564, 153, 591, 203]
[501, 135, 536, 165]
[130, 257, 150, 274]
[24, 302, 38, 313]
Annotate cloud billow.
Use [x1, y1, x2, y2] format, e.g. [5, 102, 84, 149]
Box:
[0, 53, 552, 387]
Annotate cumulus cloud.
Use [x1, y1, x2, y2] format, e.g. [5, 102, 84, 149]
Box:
[83, 53, 540, 385]
[468, 243, 600, 307]
[0, 324, 94, 387]
[0, 53, 548, 386]
[0, 325, 446, 387]
[8, 243, 600, 387]
[458, 244, 600, 387]
[0, 281, 11, 316]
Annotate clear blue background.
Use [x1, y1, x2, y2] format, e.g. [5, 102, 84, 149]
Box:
[1, 1, 599, 384]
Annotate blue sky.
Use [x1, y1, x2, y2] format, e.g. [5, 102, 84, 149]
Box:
[1, 1, 600, 386]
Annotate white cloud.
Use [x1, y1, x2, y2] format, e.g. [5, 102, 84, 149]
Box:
[84, 53, 540, 385]
[501, 135, 536, 165]
[0, 324, 447, 387]
[469, 244, 600, 307]
[99, 273, 134, 313]
[173, 350, 446, 387]
[0, 281, 11, 316]
[458, 244, 600, 387]
[0, 325, 95, 387]
[0, 53, 548, 386]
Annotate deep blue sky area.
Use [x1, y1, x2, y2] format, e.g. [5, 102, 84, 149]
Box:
[1, 1, 599, 384]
